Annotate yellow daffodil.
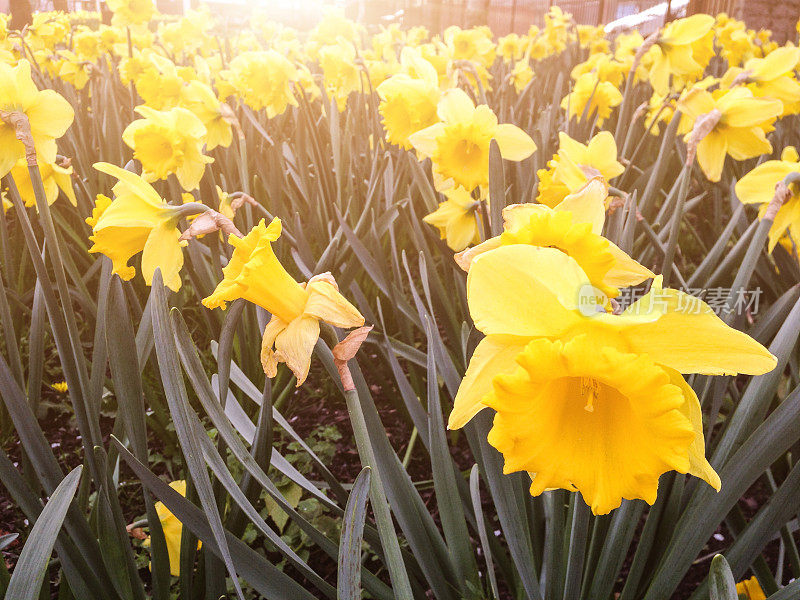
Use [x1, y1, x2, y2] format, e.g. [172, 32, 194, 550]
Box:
[319, 42, 362, 112]
[722, 47, 800, 115]
[377, 49, 440, 150]
[50, 381, 68, 393]
[450, 245, 775, 514]
[73, 29, 101, 62]
[180, 81, 233, 151]
[409, 88, 536, 192]
[0, 59, 74, 178]
[89, 162, 188, 291]
[509, 61, 533, 94]
[147, 480, 199, 577]
[498, 33, 526, 63]
[122, 106, 213, 191]
[456, 179, 653, 299]
[736, 576, 766, 600]
[649, 14, 716, 94]
[423, 187, 482, 251]
[736, 146, 800, 251]
[106, 0, 155, 28]
[224, 50, 299, 117]
[202, 218, 364, 385]
[561, 73, 622, 126]
[571, 53, 627, 88]
[444, 26, 495, 69]
[678, 86, 782, 182]
[536, 131, 624, 207]
[1, 190, 10, 214]
[7, 158, 76, 209]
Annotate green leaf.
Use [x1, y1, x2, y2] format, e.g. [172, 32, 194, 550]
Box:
[708, 555, 737, 600]
[6, 466, 83, 600]
[338, 467, 371, 600]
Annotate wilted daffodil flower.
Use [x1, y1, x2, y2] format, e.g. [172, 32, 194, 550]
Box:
[648, 14, 715, 95]
[450, 246, 775, 514]
[423, 186, 483, 251]
[456, 179, 653, 299]
[736, 146, 800, 251]
[0, 60, 74, 178]
[409, 88, 536, 192]
[8, 158, 76, 209]
[561, 73, 622, 126]
[122, 106, 213, 191]
[678, 86, 783, 182]
[89, 162, 189, 291]
[203, 218, 364, 386]
[536, 131, 624, 207]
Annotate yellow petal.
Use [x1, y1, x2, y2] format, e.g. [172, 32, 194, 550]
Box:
[616, 287, 777, 375]
[736, 160, 797, 205]
[665, 367, 721, 492]
[553, 179, 607, 235]
[603, 241, 655, 287]
[304, 275, 365, 329]
[449, 334, 529, 429]
[467, 245, 588, 337]
[274, 315, 320, 386]
[141, 223, 184, 292]
[695, 130, 727, 183]
[493, 123, 537, 161]
[437, 88, 475, 122]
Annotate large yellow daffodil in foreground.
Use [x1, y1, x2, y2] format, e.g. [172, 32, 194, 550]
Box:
[409, 88, 536, 192]
[450, 245, 775, 514]
[89, 162, 187, 291]
[455, 180, 653, 299]
[0, 60, 74, 178]
[203, 218, 364, 385]
[736, 146, 800, 251]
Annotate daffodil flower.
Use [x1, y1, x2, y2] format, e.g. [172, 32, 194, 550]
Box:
[450, 245, 776, 514]
[144, 480, 200, 577]
[377, 48, 440, 150]
[203, 218, 364, 385]
[106, 0, 155, 28]
[722, 47, 800, 116]
[0, 60, 74, 178]
[180, 80, 234, 151]
[409, 88, 536, 192]
[648, 14, 715, 95]
[536, 131, 624, 207]
[89, 162, 189, 292]
[224, 50, 299, 117]
[561, 73, 622, 126]
[455, 179, 653, 298]
[678, 86, 783, 182]
[736, 576, 766, 600]
[736, 146, 800, 251]
[8, 158, 76, 209]
[122, 106, 214, 192]
[423, 186, 483, 251]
